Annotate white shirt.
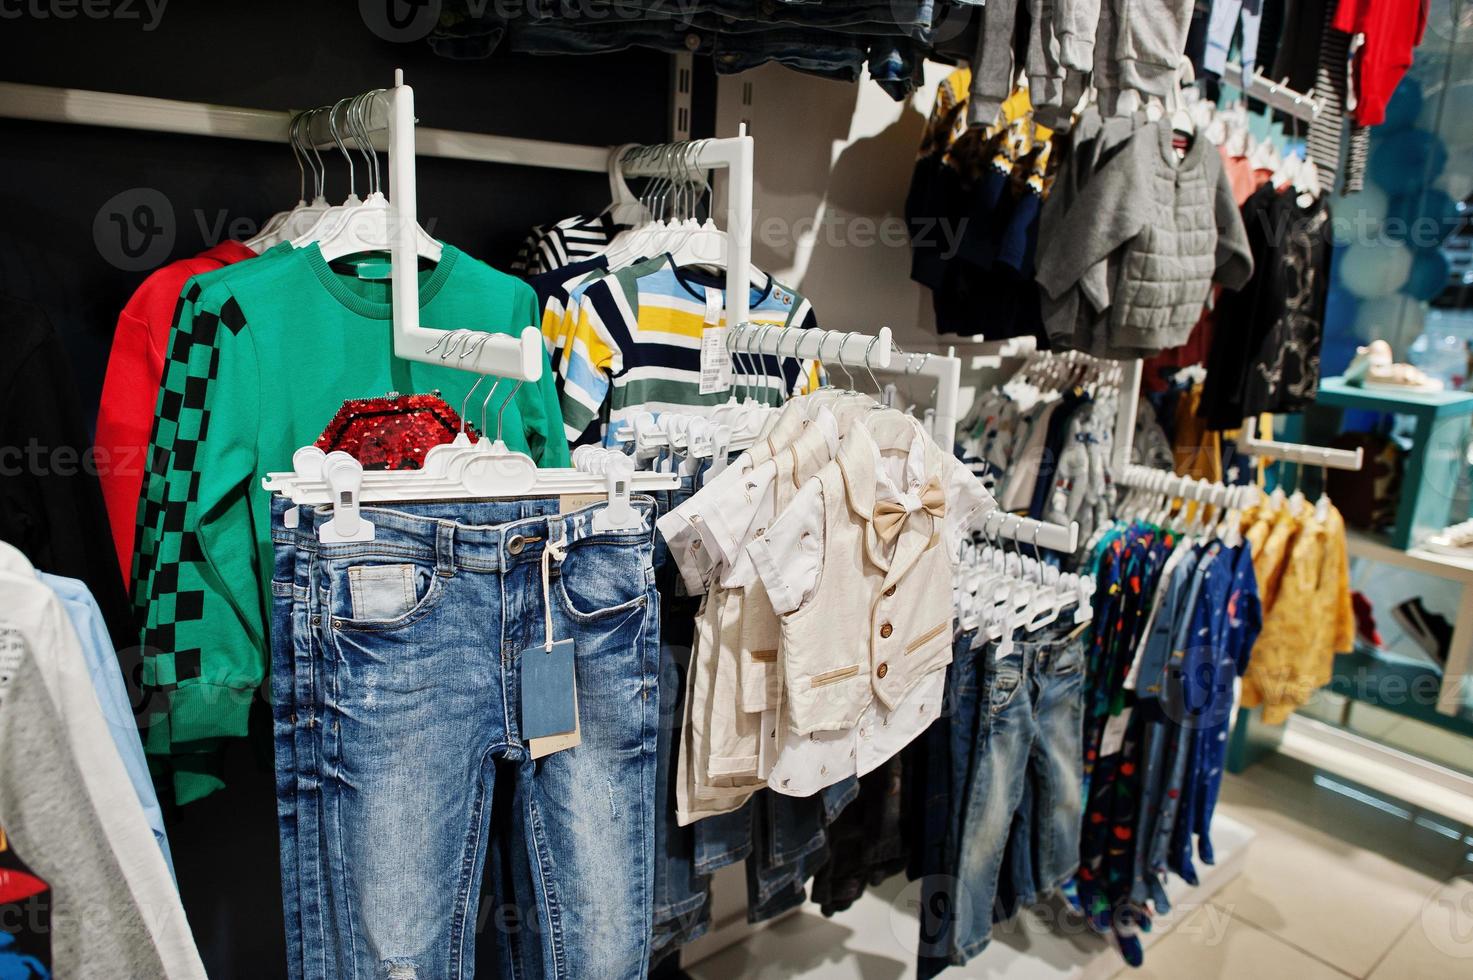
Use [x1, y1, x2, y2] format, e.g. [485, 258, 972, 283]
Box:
[0, 568, 207, 979]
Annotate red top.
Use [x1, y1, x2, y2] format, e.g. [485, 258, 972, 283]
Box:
[1333, 0, 1429, 126]
[95, 239, 256, 585]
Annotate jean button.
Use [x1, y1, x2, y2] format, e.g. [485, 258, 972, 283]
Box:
[507, 535, 526, 556]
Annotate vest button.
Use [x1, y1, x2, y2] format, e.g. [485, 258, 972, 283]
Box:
[884, 586, 896, 597]
[876, 662, 889, 678]
[880, 622, 893, 639]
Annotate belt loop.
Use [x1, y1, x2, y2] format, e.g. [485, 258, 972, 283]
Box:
[436, 521, 457, 577]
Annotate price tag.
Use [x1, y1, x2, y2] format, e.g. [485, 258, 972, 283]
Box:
[522, 638, 578, 743]
[698, 286, 730, 395]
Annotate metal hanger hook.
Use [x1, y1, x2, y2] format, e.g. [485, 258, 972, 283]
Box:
[862, 334, 883, 393]
[326, 97, 355, 199]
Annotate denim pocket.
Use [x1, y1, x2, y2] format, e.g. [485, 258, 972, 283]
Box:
[556, 538, 651, 623]
[332, 560, 445, 631]
[988, 666, 1023, 715]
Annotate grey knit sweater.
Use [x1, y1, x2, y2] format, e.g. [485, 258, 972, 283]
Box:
[1035, 119, 1253, 358]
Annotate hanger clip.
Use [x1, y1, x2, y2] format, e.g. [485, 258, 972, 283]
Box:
[592, 458, 644, 533]
[318, 452, 375, 543]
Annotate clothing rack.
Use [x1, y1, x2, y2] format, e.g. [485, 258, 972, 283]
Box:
[722, 322, 968, 449]
[1221, 61, 1321, 121]
[1116, 464, 1257, 509]
[724, 322, 893, 371]
[888, 347, 962, 449]
[976, 508, 1080, 554]
[721, 323, 1073, 548]
[1240, 416, 1365, 470]
[0, 72, 757, 362]
[1112, 357, 1361, 484]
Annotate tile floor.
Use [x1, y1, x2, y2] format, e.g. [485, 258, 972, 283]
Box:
[686, 754, 1473, 979]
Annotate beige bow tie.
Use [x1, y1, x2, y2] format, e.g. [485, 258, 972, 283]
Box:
[873, 477, 946, 543]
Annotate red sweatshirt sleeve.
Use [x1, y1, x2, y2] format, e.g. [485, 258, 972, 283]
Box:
[1339, 0, 1429, 126]
[95, 241, 254, 584]
[96, 303, 163, 582]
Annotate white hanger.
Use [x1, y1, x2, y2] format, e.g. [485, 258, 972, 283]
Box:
[605, 142, 650, 227]
[253, 108, 336, 249]
[246, 111, 311, 251]
[312, 92, 442, 265]
[289, 98, 366, 248]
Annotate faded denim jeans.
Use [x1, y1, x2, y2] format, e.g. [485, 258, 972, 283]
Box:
[951, 619, 1087, 963]
[274, 498, 660, 979]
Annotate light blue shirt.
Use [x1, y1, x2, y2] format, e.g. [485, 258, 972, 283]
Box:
[38, 571, 175, 881]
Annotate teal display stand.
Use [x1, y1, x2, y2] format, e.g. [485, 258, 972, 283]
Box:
[1285, 377, 1473, 549]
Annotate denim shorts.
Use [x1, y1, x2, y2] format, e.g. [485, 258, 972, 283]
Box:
[950, 619, 1087, 964]
[271, 496, 660, 980]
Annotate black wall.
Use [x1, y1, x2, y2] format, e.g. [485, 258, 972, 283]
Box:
[0, 5, 710, 975]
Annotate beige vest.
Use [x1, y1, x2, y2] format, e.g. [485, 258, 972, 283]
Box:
[777, 413, 960, 736]
[738, 415, 842, 713]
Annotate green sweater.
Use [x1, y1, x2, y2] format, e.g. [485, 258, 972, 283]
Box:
[133, 243, 566, 799]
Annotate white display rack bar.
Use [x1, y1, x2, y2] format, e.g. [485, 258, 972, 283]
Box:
[0, 73, 757, 361]
[1221, 61, 1322, 121]
[1240, 416, 1365, 471]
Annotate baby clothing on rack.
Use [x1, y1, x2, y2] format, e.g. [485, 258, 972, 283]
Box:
[551, 254, 819, 444]
[1239, 500, 1354, 723]
[1035, 118, 1255, 359]
[510, 211, 627, 277]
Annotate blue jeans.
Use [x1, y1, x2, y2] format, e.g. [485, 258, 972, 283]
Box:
[268, 497, 338, 980]
[914, 628, 980, 980]
[952, 619, 1086, 963]
[278, 498, 660, 979]
[268, 497, 302, 980]
[650, 480, 712, 958]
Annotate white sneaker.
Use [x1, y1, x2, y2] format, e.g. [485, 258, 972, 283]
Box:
[1344, 340, 1392, 384]
[1363, 362, 1444, 392]
[1425, 519, 1473, 555]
